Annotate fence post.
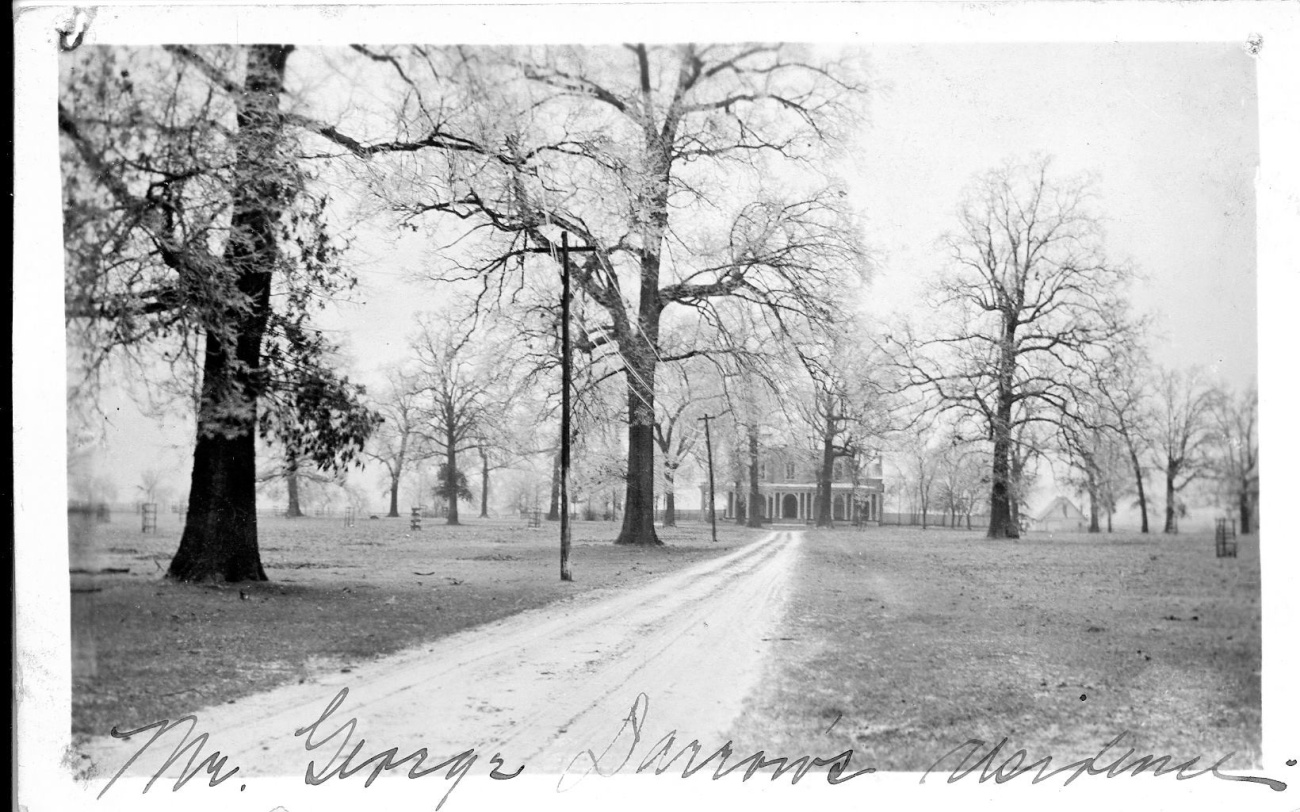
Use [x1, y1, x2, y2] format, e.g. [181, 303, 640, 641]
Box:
[1215, 517, 1237, 558]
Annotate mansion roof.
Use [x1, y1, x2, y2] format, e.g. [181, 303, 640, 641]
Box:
[747, 446, 883, 487]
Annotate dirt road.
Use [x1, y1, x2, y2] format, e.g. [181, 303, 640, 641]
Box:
[79, 530, 802, 786]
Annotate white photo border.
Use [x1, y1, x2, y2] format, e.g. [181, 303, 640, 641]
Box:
[15, 3, 1299, 810]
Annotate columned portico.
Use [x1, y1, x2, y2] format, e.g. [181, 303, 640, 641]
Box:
[719, 484, 883, 524]
[713, 446, 885, 526]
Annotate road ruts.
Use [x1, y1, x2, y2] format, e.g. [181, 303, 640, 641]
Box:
[78, 530, 803, 782]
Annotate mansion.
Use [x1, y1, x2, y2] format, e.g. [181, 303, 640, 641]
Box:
[716, 446, 885, 525]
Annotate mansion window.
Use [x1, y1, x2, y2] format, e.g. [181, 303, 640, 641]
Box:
[785, 462, 796, 480]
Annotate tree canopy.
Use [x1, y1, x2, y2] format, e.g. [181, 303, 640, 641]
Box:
[61, 45, 377, 580]
[302, 44, 870, 544]
[889, 157, 1134, 538]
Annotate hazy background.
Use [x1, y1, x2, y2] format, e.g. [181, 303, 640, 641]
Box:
[67, 41, 1260, 520]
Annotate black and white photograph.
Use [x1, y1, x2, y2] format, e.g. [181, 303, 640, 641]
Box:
[13, 3, 1300, 811]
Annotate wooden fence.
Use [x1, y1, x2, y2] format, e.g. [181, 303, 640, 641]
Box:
[879, 512, 992, 530]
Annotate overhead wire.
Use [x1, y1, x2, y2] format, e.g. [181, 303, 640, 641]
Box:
[521, 120, 658, 418]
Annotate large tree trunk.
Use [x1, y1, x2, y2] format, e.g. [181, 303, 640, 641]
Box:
[168, 45, 294, 583]
[445, 425, 460, 526]
[615, 123, 671, 547]
[616, 347, 661, 546]
[665, 478, 676, 530]
[1129, 448, 1149, 533]
[815, 418, 835, 527]
[1163, 461, 1178, 533]
[285, 464, 303, 518]
[1239, 488, 1253, 534]
[987, 331, 1019, 538]
[987, 424, 1017, 538]
[479, 446, 490, 519]
[660, 462, 681, 524]
[170, 356, 267, 582]
[387, 473, 400, 518]
[1087, 473, 1101, 533]
[1009, 450, 1024, 531]
[616, 381, 661, 546]
[618, 420, 660, 544]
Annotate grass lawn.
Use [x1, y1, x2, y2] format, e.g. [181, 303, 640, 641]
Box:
[69, 511, 763, 737]
[725, 526, 1262, 770]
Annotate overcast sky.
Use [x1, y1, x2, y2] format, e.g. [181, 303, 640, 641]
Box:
[852, 42, 1257, 391]
[75, 41, 1261, 510]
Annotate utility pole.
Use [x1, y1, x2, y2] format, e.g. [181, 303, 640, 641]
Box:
[528, 231, 596, 582]
[699, 413, 718, 543]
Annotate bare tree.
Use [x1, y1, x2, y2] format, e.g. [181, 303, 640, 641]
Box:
[409, 318, 512, 525]
[1056, 410, 1126, 534]
[1089, 341, 1156, 532]
[719, 424, 753, 527]
[318, 44, 868, 545]
[1006, 411, 1047, 531]
[721, 363, 785, 529]
[1151, 366, 1217, 533]
[1208, 384, 1259, 533]
[1094, 431, 1128, 533]
[364, 370, 430, 518]
[935, 437, 987, 529]
[570, 407, 628, 521]
[473, 442, 504, 518]
[136, 469, 165, 505]
[652, 365, 718, 527]
[467, 337, 535, 519]
[891, 157, 1132, 539]
[466, 270, 631, 523]
[653, 412, 696, 526]
[256, 447, 339, 517]
[807, 381, 857, 528]
[901, 433, 941, 529]
[797, 336, 894, 527]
